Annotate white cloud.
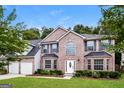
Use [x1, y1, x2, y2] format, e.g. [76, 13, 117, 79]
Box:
[50, 10, 63, 16]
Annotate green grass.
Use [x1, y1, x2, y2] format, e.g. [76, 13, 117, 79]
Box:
[0, 75, 124, 88]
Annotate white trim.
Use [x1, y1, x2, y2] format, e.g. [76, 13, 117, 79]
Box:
[57, 30, 86, 42]
[42, 26, 68, 42]
[65, 60, 76, 73]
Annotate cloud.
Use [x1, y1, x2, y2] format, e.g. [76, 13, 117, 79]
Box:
[50, 10, 63, 16]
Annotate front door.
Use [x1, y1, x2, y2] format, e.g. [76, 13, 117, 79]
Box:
[66, 60, 75, 73]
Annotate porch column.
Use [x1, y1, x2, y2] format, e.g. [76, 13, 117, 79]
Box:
[91, 59, 94, 70]
[103, 59, 107, 71]
[51, 59, 54, 70]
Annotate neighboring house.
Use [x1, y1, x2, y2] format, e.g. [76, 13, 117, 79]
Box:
[9, 26, 115, 75]
[9, 39, 41, 74]
[41, 27, 115, 74]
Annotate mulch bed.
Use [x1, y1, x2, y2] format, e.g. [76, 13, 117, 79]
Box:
[26, 74, 64, 77]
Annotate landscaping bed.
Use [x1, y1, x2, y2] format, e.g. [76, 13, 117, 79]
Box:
[74, 70, 122, 79]
[30, 69, 64, 77]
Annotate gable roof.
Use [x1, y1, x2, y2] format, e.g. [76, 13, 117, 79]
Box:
[84, 51, 112, 57]
[42, 26, 68, 42]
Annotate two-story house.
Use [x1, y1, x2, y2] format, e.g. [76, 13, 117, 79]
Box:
[8, 26, 115, 75]
[41, 27, 115, 74]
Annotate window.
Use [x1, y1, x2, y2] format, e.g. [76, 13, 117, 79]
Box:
[86, 41, 96, 51]
[43, 44, 49, 53]
[100, 40, 111, 50]
[66, 42, 76, 55]
[51, 44, 58, 53]
[87, 59, 91, 70]
[94, 59, 103, 70]
[45, 60, 51, 68]
[107, 59, 109, 70]
[54, 60, 57, 69]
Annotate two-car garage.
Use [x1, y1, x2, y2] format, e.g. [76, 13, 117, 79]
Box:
[9, 57, 34, 75]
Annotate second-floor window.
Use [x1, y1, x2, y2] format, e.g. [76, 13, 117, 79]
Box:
[43, 44, 49, 53]
[51, 43, 58, 53]
[86, 41, 96, 51]
[100, 40, 111, 50]
[66, 42, 76, 56]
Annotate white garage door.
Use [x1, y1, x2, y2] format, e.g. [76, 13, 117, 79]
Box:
[20, 62, 33, 74]
[9, 62, 19, 74]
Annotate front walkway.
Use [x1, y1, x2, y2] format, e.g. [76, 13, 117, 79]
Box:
[0, 74, 25, 80]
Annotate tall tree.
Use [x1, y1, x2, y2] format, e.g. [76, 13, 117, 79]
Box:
[22, 28, 40, 40]
[0, 6, 28, 70]
[99, 5, 124, 65]
[41, 26, 54, 39]
[73, 24, 93, 34]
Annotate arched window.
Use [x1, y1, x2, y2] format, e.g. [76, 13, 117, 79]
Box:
[65, 42, 76, 55]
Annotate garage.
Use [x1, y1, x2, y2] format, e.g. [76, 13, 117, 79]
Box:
[9, 62, 19, 74]
[20, 62, 33, 74]
[9, 62, 33, 75]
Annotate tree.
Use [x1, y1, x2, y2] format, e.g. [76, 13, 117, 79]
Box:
[0, 6, 28, 71]
[41, 26, 54, 39]
[22, 28, 40, 40]
[73, 24, 93, 34]
[99, 6, 124, 65]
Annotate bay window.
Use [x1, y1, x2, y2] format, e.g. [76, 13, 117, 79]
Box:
[94, 59, 103, 70]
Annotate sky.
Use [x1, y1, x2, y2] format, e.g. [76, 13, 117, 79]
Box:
[4, 5, 102, 29]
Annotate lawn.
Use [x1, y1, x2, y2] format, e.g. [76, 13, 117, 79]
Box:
[0, 75, 124, 88]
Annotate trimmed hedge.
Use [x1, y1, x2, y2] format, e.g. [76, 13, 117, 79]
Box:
[35, 69, 63, 76]
[74, 70, 122, 79]
[0, 69, 7, 75]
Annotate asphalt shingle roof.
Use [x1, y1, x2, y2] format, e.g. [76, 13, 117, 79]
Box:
[81, 34, 106, 40]
[42, 54, 58, 58]
[84, 51, 112, 57]
[27, 46, 40, 56]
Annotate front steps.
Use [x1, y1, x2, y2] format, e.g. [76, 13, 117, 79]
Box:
[64, 73, 74, 79]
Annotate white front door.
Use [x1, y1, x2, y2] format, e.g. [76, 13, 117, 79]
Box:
[66, 60, 75, 73]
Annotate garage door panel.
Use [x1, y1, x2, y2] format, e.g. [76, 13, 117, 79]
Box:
[9, 62, 19, 74]
[21, 62, 33, 74]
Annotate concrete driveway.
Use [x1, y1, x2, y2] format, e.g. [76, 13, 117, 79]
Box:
[0, 74, 25, 80]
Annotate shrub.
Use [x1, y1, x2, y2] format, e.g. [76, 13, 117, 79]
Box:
[75, 70, 92, 77]
[50, 70, 63, 75]
[74, 70, 122, 79]
[40, 70, 50, 75]
[99, 71, 109, 78]
[92, 71, 100, 78]
[35, 69, 63, 76]
[109, 71, 122, 79]
[0, 69, 7, 75]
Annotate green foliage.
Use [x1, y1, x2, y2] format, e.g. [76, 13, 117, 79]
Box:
[109, 71, 122, 79]
[35, 69, 63, 76]
[0, 5, 28, 70]
[92, 71, 101, 78]
[73, 24, 93, 34]
[100, 6, 124, 53]
[75, 70, 122, 79]
[49, 70, 63, 75]
[41, 26, 54, 39]
[22, 28, 40, 40]
[0, 69, 7, 75]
